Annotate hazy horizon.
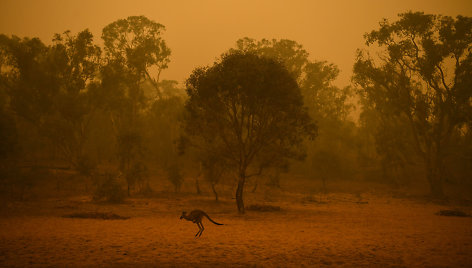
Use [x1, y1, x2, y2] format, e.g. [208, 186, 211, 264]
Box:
[1, 2, 472, 266]
[1, 0, 470, 87]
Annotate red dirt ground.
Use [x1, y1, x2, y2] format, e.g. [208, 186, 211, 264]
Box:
[0, 193, 471, 267]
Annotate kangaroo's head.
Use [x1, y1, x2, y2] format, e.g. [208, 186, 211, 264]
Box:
[180, 211, 186, 219]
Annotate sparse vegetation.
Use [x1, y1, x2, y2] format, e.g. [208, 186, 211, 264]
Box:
[436, 209, 470, 217]
[166, 163, 183, 193]
[246, 204, 281, 212]
[0, 8, 471, 267]
[182, 52, 317, 213]
[92, 174, 126, 203]
[63, 212, 130, 220]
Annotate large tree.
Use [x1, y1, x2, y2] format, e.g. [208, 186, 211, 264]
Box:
[183, 52, 316, 213]
[100, 16, 171, 195]
[102, 15, 171, 99]
[353, 12, 472, 196]
[0, 30, 101, 171]
[232, 38, 355, 184]
[231, 38, 352, 121]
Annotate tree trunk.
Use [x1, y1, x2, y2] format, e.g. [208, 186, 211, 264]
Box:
[427, 171, 444, 198]
[195, 176, 201, 195]
[211, 182, 218, 202]
[269, 171, 281, 188]
[251, 178, 258, 193]
[196, 163, 202, 195]
[425, 157, 445, 198]
[235, 175, 246, 214]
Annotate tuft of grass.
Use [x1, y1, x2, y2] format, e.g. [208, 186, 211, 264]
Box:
[436, 209, 469, 217]
[246, 204, 281, 212]
[63, 212, 130, 220]
[93, 174, 126, 203]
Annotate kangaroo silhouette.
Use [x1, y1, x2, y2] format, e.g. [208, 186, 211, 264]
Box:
[180, 209, 223, 237]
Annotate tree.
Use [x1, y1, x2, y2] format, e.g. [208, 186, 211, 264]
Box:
[231, 38, 352, 121]
[232, 38, 309, 82]
[0, 95, 19, 193]
[47, 30, 102, 172]
[0, 30, 101, 172]
[146, 83, 186, 193]
[100, 16, 171, 195]
[0, 35, 52, 126]
[98, 56, 147, 195]
[102, 15, 171, 99]
[183, 52, 317, 213]
[231, 38, 356, 185]
[353, 12, 472, 196]
[200, 152, 228, 201]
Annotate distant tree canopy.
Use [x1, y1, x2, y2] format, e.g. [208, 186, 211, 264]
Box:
[0, 30, 101, 169]
[231, 38, 357, 183]
[0, 16, 177, 198]
[102, 15, 171, 99]
[100, 16, 173, 195]
[231, 38, 352, 122]
[183, 52, 317, 213]
[2, 11, 471, 203]
[353, 12, 472, 196]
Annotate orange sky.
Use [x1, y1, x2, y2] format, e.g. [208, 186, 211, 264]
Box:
[1, 0, 470, 87]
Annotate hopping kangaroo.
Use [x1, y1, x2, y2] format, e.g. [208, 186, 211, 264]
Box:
[180, 210, 223, 237]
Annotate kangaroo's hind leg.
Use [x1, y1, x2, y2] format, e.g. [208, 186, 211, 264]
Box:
[195, 222, 203, 237]
[198, 222, 205, 237]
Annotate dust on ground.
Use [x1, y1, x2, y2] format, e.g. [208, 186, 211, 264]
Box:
[0, 193, 471, 267]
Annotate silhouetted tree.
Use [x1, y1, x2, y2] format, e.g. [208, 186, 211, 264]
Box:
[231, 38, 353, 121]
[166, 163, 183, 192]
[102, 15, 171, 99]
[146, 86, 185, 169]
[0, 91, 18, 161]
[353, 12, 472, 196]
[232, 38, 356, 184]
[100, 16, 171, 194]
[232, 38, 309, 82]
[0, 30, 101, 172]
[183, 52, 317, 213]
[200, 153, 228, 201]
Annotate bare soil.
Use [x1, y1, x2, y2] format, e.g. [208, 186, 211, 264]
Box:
[0, 193, 471, 267]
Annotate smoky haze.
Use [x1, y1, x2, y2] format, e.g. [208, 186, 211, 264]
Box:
[1, 0, 470, 87]
[1, 1, 472, 267]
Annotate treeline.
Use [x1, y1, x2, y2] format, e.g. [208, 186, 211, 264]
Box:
[0, 12, 471, 208]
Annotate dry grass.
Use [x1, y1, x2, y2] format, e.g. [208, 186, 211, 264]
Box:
[63, 212, 130, 220]
[0, 191, 471, 267]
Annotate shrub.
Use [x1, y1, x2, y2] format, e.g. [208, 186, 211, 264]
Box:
[166, 164, 183, 192]
[93, 174, 126, 203]
[246, 204, 281, 212]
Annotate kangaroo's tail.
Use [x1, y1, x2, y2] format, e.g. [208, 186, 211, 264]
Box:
[203, 212, 223, 225]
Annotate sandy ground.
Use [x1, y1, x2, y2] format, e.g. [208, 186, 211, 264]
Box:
[0, 194, 471, 267]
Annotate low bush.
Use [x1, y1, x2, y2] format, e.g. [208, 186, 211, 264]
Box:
[246, 204, 281, 212]
[93, 174, 126, 203]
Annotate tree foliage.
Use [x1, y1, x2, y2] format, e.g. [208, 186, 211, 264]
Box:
[231, 37, 352, 122]
[231, 38, 356, 186]
[0, 30, 101, 170]
[102, 15, 171, 99]
[183, 52, 317, 212]
[353, 12, 472, 196]
[99, 16, 172, 195]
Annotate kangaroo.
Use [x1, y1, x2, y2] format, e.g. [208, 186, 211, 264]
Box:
[180, 209, 223, 237]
